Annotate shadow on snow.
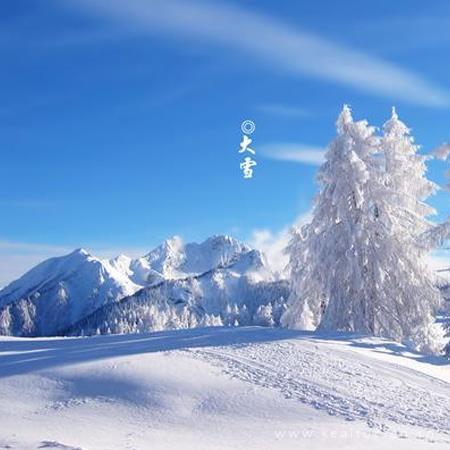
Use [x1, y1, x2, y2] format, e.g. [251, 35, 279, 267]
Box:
[0, 326, 448, 379]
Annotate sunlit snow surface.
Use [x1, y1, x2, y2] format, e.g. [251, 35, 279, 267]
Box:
[0, 327, 449, 449]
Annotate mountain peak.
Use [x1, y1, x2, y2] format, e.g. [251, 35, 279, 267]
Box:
[202, 234, 251, 254]
[207, 234, 237, 244]
[137, 235, 255, 279]
[162, 235, 183, 251]
[71, 248, 90, 257]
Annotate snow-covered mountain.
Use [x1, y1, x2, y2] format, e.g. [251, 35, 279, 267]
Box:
[114, 235, 271, 284]
[63, 264, 289, 336]
[0, 248, 141, 336]
[138, 235, 253, 277]
[0, 235, 279, 336]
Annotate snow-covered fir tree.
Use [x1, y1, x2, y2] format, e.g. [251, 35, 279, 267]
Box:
[282, 105, 379, 331]
[374, 108, 443, 351]
[282, 106, 444, 352]
[253, 303, 275, 327]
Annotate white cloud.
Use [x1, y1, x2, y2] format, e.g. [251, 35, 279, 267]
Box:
[249, 212, 312, 276]
[250, 228, 290, 275]
[69, 0, 450, 107]
[433, 143, 450, 161]
[257, 104, 311, 118]
[260, 143, 325, 165]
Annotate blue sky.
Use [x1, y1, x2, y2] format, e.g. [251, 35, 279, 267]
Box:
[1, 0, 450, 283]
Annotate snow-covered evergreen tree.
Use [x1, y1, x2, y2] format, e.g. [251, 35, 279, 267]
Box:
[239, 304, 251, 325]
[253, 303, 275, 327]
[199, 313, 223, 327]
[224, 303, 240, 326]
[374, 108, 443, 351]
[282, 105, 378, 331]
[283, 106, 443, 352]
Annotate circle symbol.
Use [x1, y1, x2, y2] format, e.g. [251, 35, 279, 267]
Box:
[241, 120, 256, 135]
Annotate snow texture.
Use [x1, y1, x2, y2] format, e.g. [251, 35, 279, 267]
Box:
[0, 327, 449, 450]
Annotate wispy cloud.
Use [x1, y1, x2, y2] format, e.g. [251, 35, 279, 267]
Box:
[256, 104, 312, 119]
[67, 0, 450, 107]
[260, 143, 325, 165]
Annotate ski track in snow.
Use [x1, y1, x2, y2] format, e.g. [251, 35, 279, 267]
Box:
[187, 339, 450, 437]
[1, 327, 450, 449]
[38, 442, 83, 450]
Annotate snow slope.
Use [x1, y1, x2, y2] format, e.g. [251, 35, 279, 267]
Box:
[0, 327, 449, 450]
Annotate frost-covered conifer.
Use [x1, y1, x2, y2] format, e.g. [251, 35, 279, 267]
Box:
[239, 304, 251, 325]
[283, 106, 443, 352]
[374, 108, 442, 351]
[253, 303, 275, 327]
[282, 105, 377, 330]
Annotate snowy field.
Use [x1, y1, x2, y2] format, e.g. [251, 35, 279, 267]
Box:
[0, 327, 449, 450]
